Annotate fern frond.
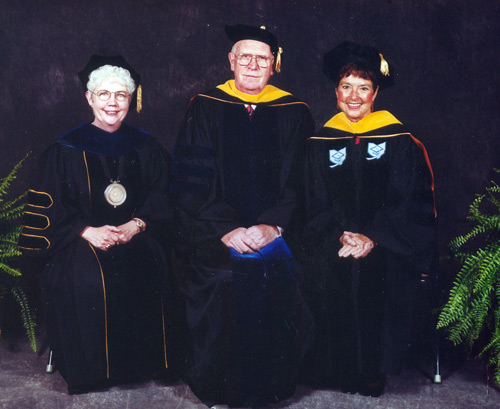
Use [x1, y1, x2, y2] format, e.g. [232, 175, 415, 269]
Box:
[473, 245, 500, 295]
[0, 249, 22, 262]
[0, 198, 26, 221]
[0, 153, 29, 198]
[0, 263, 22, 277]
[449, 226, 484, 252]
[9, 287, 36, 352]
[438, 255, 481, 328]
[479, 325, 500, 359]
[446, 311, 475, 345]
[467, 293, 493, 344]
[0, 228, 24, 259]
[0, 154, 37, 350]
[0, 233, 23, 247]
[440, 170, 500, 385]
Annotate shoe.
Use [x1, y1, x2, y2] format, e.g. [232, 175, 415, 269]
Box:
[67, 380, 110, 395]
[358, 374, 386, 397]
[339, 378, 358, 394]
[68, 384, 93, 395]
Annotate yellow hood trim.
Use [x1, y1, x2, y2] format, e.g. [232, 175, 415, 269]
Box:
[324, 111, 402, 134]
[217, 80, 291, 103]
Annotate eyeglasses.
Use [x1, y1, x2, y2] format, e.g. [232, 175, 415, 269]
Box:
[234, 53, 273, 68]
[91, 90, 130, 102]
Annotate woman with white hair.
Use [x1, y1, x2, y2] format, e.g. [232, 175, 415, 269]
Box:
[19, 55, 175, 393]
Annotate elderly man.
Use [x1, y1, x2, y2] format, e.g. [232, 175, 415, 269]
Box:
[171, 24, 314, 407]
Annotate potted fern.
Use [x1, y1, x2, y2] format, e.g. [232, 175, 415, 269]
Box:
[437, 170, 500, 384]
[0, 154, 36, 351]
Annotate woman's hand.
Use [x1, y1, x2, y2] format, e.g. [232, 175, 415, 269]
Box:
[116, 220, 141, 244]
[81, 225, 121, 251]
[338, 231, 375, 259]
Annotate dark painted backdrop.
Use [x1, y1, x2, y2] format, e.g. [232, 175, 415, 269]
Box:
[1, 0, 499, 297]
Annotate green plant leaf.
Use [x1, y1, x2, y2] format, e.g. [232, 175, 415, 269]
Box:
[0, 153, 37, 351]
[439, 170, 500, 385]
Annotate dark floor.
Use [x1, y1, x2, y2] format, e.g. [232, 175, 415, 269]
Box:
[1, 334, 499, 409]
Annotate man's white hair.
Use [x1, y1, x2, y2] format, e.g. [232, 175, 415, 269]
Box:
[86, 65, 136, 94]
[230, 41, 274, 60]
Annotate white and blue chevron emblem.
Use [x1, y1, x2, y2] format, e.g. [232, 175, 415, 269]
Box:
[366, 142, 386, 160]
[329, 148, 346, 168]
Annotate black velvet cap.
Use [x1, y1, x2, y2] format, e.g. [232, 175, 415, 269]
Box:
[225, 24, 279, 56]
[77, 55, 141, 91]
[323, 41, 394, 89]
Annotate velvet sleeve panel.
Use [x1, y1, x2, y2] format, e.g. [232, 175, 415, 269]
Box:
[171, 95, 242, 245]
[18, 143, 89, 258]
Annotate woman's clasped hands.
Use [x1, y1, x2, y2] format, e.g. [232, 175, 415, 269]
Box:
[338, 231, 375, 259]
[80, 220, 142, 251]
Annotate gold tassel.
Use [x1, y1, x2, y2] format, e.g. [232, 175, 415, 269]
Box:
[136, 85, 142, 113]
[258, 26, 281, 72]
[379, 53, 389, 76]
[275, 47, 283, 73]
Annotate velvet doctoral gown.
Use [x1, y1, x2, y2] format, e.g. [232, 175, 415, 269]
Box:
[171, 81, 315, 406]
[19, 123, 176, 391]
[302, 111, 437, 386]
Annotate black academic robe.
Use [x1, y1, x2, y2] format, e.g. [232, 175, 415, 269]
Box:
[19, 123, 176, 391]
[302, 111, 437, 386]
[171, 81, 315, 407]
